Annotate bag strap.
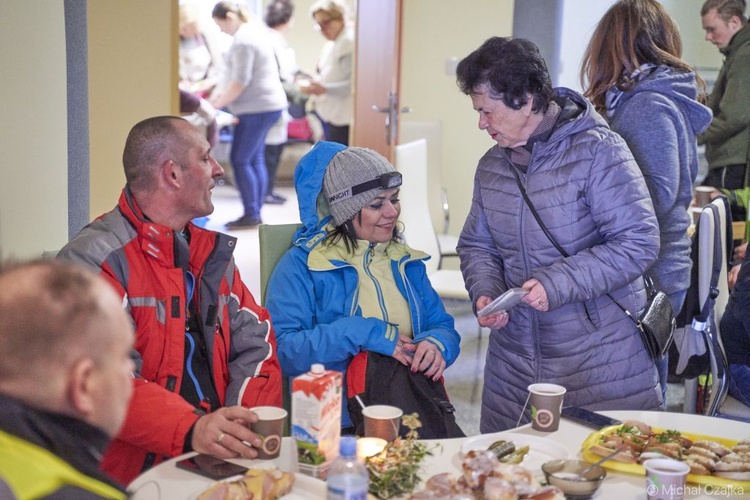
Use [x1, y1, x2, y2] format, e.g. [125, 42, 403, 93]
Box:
[509, 166, 642, 326]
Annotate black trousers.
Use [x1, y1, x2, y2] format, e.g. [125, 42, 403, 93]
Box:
[702, 163, 747, 190]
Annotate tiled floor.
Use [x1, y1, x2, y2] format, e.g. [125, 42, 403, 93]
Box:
[207, 178, 688, 437]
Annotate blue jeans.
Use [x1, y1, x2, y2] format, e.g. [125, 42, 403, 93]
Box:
[230, 110, 283, 218]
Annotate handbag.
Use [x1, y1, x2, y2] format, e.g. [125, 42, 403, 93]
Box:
[634, 278, 677, 360]
[510, 166, 675, 361]
[347, 352, 465, 439]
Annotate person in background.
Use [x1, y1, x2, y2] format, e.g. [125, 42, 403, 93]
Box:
[264, 0, 299, 206]
[455, 37, 663, 433]
[211, 1, 288, 229]
[265, 142, 462, 437]
[300, 0, 354, 145]
[0, 259, 134, 499]
[719, 245, 750, 408]
[57, 116, 283, 485]
[179, 2, 225, 99]
[581, 0, 712, 400]
[698, 0, 750, 190]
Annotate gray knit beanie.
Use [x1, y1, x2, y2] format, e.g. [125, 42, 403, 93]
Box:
[323, 147, 401, 226]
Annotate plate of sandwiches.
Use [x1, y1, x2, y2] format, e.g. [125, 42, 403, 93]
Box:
[581, 419, 750, 488]
[193, 467, 325, 500]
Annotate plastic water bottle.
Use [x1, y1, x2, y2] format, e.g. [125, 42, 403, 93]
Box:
[326, 436, 369, 500]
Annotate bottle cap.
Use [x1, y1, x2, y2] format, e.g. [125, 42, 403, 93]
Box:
[340, 436, 357, 457]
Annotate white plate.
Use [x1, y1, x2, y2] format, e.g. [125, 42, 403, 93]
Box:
[129, 471, 326, 500]
[460, 432, 569, 471]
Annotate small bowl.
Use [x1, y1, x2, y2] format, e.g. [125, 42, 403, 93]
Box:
[541, 459, 607, 499]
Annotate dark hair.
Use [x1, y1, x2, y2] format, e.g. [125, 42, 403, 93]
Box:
[265, 0, 294, 28]
[582, 0, 703, 113]
[455, 37, 554, 113]
[701, 0, 748, 23]
[122, 116, 191, 192]
[323, 215, 402, 253]
[212, 1, 248, 22]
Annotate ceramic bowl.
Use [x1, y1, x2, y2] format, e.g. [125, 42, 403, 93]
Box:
[541, 459, 607, 499]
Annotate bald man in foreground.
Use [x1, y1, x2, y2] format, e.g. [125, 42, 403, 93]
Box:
[57, 116, 283, 484]
[0, 259, 135, 499]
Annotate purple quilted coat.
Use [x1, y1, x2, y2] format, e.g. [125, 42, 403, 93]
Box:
[458, 89, 664, 432]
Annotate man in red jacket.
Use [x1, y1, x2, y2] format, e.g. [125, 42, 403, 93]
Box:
[58, 116, 283, 485]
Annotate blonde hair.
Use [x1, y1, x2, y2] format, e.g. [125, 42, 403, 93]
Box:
[310, 0, 348, 21]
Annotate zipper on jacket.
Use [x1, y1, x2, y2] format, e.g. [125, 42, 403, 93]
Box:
[184, 332, 207, 403]
[362, 243, 391, 325]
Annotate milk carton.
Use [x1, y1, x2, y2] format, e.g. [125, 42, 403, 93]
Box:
[291, 364, 342, 479]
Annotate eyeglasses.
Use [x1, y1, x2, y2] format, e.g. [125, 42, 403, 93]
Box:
[328, 172, 403, 205]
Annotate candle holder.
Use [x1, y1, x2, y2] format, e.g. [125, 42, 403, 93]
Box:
[357, 437, 387, 459]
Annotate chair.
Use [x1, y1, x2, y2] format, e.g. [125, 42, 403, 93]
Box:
[394, 139, 469, 301]
[258, 222, 302, 435]
[258, 223, 302, 307]
[692, 197, 731, 416]
[400, 121, 459, 264]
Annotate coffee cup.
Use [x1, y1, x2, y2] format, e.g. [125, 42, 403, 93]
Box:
[362, 405, 402, 442]
[527, 383, 566, 432]
[694, 186, 715, 207]
[249, 406, 287, 459]
[643, 458, 690, 500]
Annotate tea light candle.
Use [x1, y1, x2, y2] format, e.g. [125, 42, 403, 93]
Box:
[357, 437, 387, 459]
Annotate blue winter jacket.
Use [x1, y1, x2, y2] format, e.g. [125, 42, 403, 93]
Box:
[606, 66, 712, 300]
[458, 89, 664, 432]
[265, 141, 461, 427]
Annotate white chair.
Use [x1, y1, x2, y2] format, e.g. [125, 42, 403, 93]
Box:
[688, 197, 730, 416]
[400, 121, 459, 264]
[394, 139, 469, 301]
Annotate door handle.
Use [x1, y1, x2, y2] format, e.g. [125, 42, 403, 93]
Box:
[371, 93, 411, 145]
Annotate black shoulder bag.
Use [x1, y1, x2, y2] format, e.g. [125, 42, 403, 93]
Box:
[510, 167, 675, 361]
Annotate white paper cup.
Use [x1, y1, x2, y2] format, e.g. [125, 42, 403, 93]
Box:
[643, 458, 690, 500]
[362, 405, 403, 442]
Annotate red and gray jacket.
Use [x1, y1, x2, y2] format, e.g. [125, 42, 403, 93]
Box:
[58, 189, 282, 485]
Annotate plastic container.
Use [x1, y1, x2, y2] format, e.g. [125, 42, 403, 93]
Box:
[326, 436, 369, 500]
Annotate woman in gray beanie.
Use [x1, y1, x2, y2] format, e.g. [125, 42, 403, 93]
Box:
[265, 141, 463, 438]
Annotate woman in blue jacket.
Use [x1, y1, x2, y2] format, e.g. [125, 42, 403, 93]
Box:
[265, 142, 461, 436]
[582, 0, 713, 397]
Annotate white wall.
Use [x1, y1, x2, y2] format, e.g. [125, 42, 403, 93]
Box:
[557, 0, 615, 91]
[0, 1, 69, 258]
[557, 0, 723, 91]
[401, 0, 515, 243]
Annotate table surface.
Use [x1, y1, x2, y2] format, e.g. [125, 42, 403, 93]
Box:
[127, 410, 750, 499]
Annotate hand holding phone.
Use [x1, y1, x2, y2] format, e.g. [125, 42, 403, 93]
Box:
[175, 454, 249, 480]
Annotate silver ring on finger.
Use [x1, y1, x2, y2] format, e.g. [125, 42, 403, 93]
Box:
[216, 432, 225, 444]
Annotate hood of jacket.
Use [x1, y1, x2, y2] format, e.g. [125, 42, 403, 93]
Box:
[539, 87, 609, 151]
[293, 140, 347, 246]
[606, 66, 712, 136]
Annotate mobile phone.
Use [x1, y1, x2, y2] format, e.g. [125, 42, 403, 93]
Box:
[175, 454, 249, 480]
[477, 288, 529, 317]
[560, 406, 622, 430]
